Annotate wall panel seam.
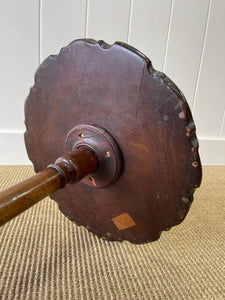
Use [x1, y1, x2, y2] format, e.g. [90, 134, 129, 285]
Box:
[162, 0, 174, 72]
[127, 0, 133, 43]
[191, 0, 212, 113]
[219, 109, 225, 138]
[85, 0, 89, 38]
[39, 0, 43, 64]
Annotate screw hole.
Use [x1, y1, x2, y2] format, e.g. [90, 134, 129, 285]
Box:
[79, 133, 84, 138]
[192, 161, 198, 167]
[105, 151, 111, 158]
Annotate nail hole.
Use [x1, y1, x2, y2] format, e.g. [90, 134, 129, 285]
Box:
[79, 133, 84, 138]
[192, 161, 198, 167]
[105, 151, 111, 158]
[179, 111, 185, 119]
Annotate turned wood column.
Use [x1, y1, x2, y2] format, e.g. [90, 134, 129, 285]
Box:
[0, 147, 98, 226]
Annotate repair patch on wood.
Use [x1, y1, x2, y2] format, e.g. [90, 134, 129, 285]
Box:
[112, 213, 136, 230]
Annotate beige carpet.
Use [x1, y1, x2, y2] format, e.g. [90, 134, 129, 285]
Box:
[0, 166, 224, 300]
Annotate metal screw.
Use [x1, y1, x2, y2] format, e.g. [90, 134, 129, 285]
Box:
[89, 177, 96, 186]
[105, 151, 111, 158]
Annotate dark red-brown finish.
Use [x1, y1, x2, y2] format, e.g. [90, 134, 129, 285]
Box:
[0, 147, 98, 226]
[54, 147, 98, 185]
[65, 124, 122, 187]
[25, 39, 202, 244]
[0, 168, 61, 226]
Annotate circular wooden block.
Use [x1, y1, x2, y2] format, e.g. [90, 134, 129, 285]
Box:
[25, 39, 202, 244]
[65, 124, 122, 188]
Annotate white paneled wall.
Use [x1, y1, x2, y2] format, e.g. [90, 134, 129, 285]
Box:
[193, 0, 225, 138]
[87, 0, 130, 43]
[0, 0, 224, 165]
[129, 0, 171, 71]
[164, 0, 210, 109]
[0, 0, 39, 131]
[41, 0, 86, 61]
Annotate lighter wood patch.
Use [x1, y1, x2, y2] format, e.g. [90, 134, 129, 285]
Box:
[112, 213, 136, 230]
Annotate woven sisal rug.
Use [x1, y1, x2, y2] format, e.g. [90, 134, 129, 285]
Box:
[0, 166, 224, 299]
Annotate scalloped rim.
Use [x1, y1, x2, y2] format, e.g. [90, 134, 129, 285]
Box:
[24, 38, 202, 244]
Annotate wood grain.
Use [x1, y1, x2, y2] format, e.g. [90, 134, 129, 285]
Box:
[0, 168, 61, 226]
[0, 147, 98, 226]
[25, 39, 202, 243]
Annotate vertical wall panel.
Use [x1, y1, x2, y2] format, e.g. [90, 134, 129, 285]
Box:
[164, 0, 209, 108]
[41, 0, 86, 60]
[0, 0, 39, 131]
[0, 0, 224, 164]
[87, 0, 130, 43]
[129, 0, 171, 71]
[193, 0, 225, 138]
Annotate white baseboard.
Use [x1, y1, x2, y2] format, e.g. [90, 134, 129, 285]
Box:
[0, 132, 224, 166]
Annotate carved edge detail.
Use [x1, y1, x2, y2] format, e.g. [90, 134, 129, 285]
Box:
[24, 38, 202, 244]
